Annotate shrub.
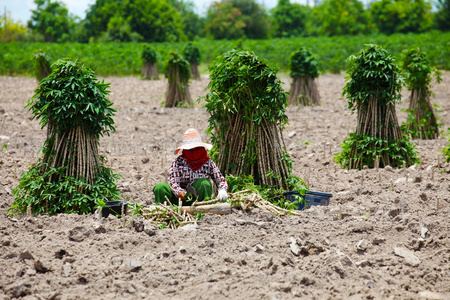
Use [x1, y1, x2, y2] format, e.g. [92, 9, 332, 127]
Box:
[334, 44, 419, 169]
[9, 59, 121, 216]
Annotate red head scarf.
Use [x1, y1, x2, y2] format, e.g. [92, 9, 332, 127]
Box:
[181, 147, 209, 170]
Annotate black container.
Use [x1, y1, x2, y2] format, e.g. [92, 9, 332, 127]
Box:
[101, 201, 129, 218]
[283, 191, 332, 210]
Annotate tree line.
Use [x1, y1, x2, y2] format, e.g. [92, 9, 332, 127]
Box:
[1, 0, 450, 43]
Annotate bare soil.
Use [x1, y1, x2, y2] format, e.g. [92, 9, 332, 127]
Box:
[0, 73, 449, 300]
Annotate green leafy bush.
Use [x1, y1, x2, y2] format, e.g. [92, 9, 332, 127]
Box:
[335, 44, 419, 168]
[33, 50, 51, 81]
[9, 59, 121, 216]
[142, 45, 158, 64]
[165, 51, 190, 82]
[401, 48, 442, 139]
[203, 49, 306, 192]
[290, 47, 319, 78]
[183, 43, 200, 64]
[165, 52, 191, 107]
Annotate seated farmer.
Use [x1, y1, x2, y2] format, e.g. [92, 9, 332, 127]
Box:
[153, 128, 228, 204]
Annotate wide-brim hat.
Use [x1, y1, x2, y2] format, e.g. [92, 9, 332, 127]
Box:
[174, 128, 212, 155]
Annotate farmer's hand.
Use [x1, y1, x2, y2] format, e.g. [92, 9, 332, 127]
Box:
[178, 190, 186, 201]
[218, 189, 228, 201]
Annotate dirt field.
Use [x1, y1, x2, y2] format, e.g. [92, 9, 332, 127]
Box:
[0, 72, 449, 300]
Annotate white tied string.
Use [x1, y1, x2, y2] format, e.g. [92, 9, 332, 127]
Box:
[182, 137, 202, 144]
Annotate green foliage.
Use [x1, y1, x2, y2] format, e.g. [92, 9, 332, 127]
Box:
[314, 0, 374, 36]
[402, 48, 441, 90]
[371, 0, 433, 34]
[0, 12, 30, 42]
[165, 52, 190, 82]
[203, 50, 297, 189]
[11, 58, 121, 216]
[98, 14, 143, 42]
[168, 0, 205, 40]
[442, 129, 450, 162]
[27, 59, 116, 138]
[9, 164, 121, 216]
[334, 132, 420, 169]
[142, 45, 158, 64]
[184, 43, 200, 64]
[271, 0, 310, 38]
[33, 50, 51, 81]
[28, 0, 71, 42]
[84, 0, 185, 42]
[128, 0, 186, 42]
[205, 0, 270, 40]
[336, 44, 419, 168]
[343, 44, 403, 113]
[205, 49, 288, 132]
[290, 48, 319, 78]
[435, 0, 450, 31]
[401, 48, 442, 139]
[1, 32, 450, 76]
[226, 174, 301, 210]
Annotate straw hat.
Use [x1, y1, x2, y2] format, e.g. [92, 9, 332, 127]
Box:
[174, 128, 212, 155]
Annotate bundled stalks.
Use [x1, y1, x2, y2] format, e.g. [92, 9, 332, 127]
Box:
[184, 43, 201, 80]
[229, 190, 302, 216]
[9, 59, 121, 216]
[402, 48, 442, 139]
[288, 48, 320, 106]
[141, 45, 159, 80]
[335, 44, 419, 169]
[34, 50, 51, 82]
[141, 203, 201, 229]
[165, 52, 191, 107]
[203, 50, 302, 190]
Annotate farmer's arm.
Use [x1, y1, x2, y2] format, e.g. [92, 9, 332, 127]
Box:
[209, 160, 228, 191]
[168, 159, 186, 199]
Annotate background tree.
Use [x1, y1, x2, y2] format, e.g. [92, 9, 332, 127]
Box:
[141, 45, 159, 80]
[334, 44, 419, 169]
[169, 0, 204, 40]
[97, 14, 142, 42]
[402, 48, 442, 139]
[184, 43, 201, 80]
[288, 48, 320, 106]
[165, 52, 191, 107]
[205, 0, 270, 39]
[28, 0, 71, 42]
[370, 0, 433, 34]
[83, 0, 185, 42]
[435, 0, 450, 31]
[9, 59, 121, 216]
[314, 0, 374, 36]
[203, 50, 305, 191]
[0, 12, 30, 42]
[271, 0, 310, 37]
[82, 0, 128, 41]
[128, 0, 185, 42]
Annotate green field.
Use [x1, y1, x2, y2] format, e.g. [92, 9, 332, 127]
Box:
[1, 31, 449, 77]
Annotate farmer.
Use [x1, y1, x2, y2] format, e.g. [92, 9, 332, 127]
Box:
[153, 128, 228, 204]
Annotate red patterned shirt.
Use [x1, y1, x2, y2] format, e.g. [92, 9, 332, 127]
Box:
[168, 156, 228, 196]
